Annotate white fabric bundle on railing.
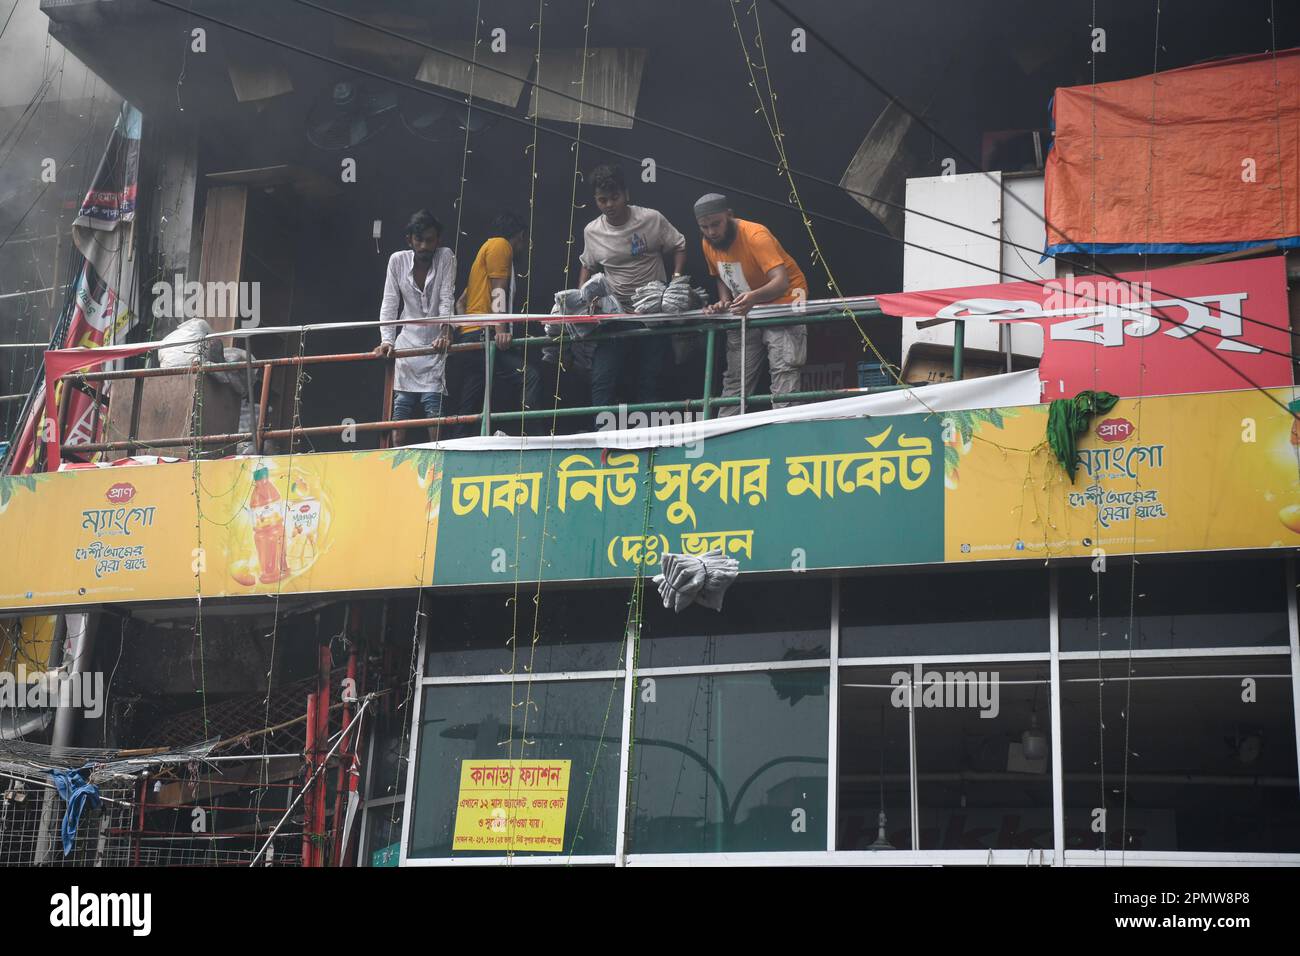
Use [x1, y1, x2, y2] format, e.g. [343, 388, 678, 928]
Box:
[544, 274, 620, 371]
[157, 318, 221, 367]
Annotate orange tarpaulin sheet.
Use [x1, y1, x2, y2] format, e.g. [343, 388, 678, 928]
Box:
[1045, 48, 1300, 254]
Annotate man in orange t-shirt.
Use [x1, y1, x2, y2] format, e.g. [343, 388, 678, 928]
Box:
[449, 212, 540, 436]
[696, 194, 809, 416]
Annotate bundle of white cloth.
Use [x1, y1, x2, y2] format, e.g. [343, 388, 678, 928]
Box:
[630, 274, 706, 318]
[156, 318, 258, 454]
[652, 549, 740, 613]
[543, 273, 622, 370]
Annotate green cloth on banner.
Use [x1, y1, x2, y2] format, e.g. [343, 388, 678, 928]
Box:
[1047, 390, 1119, 483]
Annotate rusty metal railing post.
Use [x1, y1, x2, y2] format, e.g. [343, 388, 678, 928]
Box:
[243, 347, 256, 451]
[255, 361, 273, 455]
[379, 355, 395, 450]
[50, 376, 74, 470]
[89, 384, 103, 452]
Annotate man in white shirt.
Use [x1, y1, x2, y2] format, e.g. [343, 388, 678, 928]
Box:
[373, 210, 456, 445]
[577, 164, 686, 409]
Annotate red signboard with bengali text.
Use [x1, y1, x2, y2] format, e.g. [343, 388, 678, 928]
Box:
[878, 257, 1292, 400]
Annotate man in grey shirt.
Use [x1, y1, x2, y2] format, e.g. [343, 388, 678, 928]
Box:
[578, 164, 686, 410]
[372, 209, 456, 445]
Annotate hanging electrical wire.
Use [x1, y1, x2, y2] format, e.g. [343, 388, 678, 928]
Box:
[140, 5, 1295, 425]
[520, 0, 612, 867]
[102, 1, 1300, 455]
[1087, 0, 1108, 863]
[499, 0, 550, 867]
[727, 0, 940, 421]
[449, 2, 482, 269]
[1117, 0, 1167, 865]
[250, 329, 312, 847]
[280, 0, 1300, 391]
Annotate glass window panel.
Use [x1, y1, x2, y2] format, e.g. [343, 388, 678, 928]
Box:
[1059, 557, 1287, 652]
[837, 666, 913, 851]
[408, 679, 623, 858]
[426, 587, 628, 676]
[841, 568, 1049, 658]
[638, 578, 831, 668]
[913, 662, 1052, 849]
[366, 707, 409, 801]
[628, 670, 829, 853]
[364, 806, 404, 867]
[1061, 656, 1300, 852]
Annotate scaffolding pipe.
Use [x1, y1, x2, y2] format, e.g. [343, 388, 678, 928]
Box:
[133, 777, 146, 866]
[302, 692, 317, 868]
[312, 645, 332, 867]
[481, 335, 496, 436]
[701, 327, 717, 421]
[329, 640, 359, 866]
[35, 612, 97, 863]
[953, 320, 966, 381]
[251, 696, 373, 867]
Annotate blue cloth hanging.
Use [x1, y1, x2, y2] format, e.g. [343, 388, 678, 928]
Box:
[48, 765, 101, 857]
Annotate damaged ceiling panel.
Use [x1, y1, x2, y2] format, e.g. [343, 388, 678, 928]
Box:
[332, 17, 432, 73]
[415, 42, 534, 108]
[227, 60, 294, 103]
[528, 48, 646, 129]
[839, 98, 930, 238]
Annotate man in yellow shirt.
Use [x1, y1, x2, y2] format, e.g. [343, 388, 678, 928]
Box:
[450, 212, 540, 436]
[695, 194, 809, 416]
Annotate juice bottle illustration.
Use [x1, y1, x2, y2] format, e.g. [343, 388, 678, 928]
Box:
[285, 476, 322, 573]
[249, 465, 290, 583]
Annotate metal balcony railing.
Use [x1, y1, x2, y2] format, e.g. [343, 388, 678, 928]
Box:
[47, 297, 956, 466]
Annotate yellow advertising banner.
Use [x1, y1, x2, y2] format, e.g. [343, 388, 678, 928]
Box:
[0, 615, 57, 672]
[944, 387, 1300, 561]
[452, 759, 571, 853]
[0, 448, 442, 611]
[3, 388, 1297, 610]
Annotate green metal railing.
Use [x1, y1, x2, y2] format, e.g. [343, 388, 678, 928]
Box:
[470, 305, 913, 436]
[56, 301, 970, 460]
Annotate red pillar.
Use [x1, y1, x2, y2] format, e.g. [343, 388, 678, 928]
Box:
[311, 644, 332, 867]
[302, 692, 317, 867]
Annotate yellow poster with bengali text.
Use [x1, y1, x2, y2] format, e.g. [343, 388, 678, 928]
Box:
[452, 759, 571, 853]
[0, 447, 442, 611]
[944, 388, 1300, 561]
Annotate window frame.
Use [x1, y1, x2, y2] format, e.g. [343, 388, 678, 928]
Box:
[395, 556, 1300, 867]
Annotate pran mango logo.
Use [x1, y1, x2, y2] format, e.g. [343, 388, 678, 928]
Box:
[105, 482, 137, 504]
[1095, 418, 1134, 443]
